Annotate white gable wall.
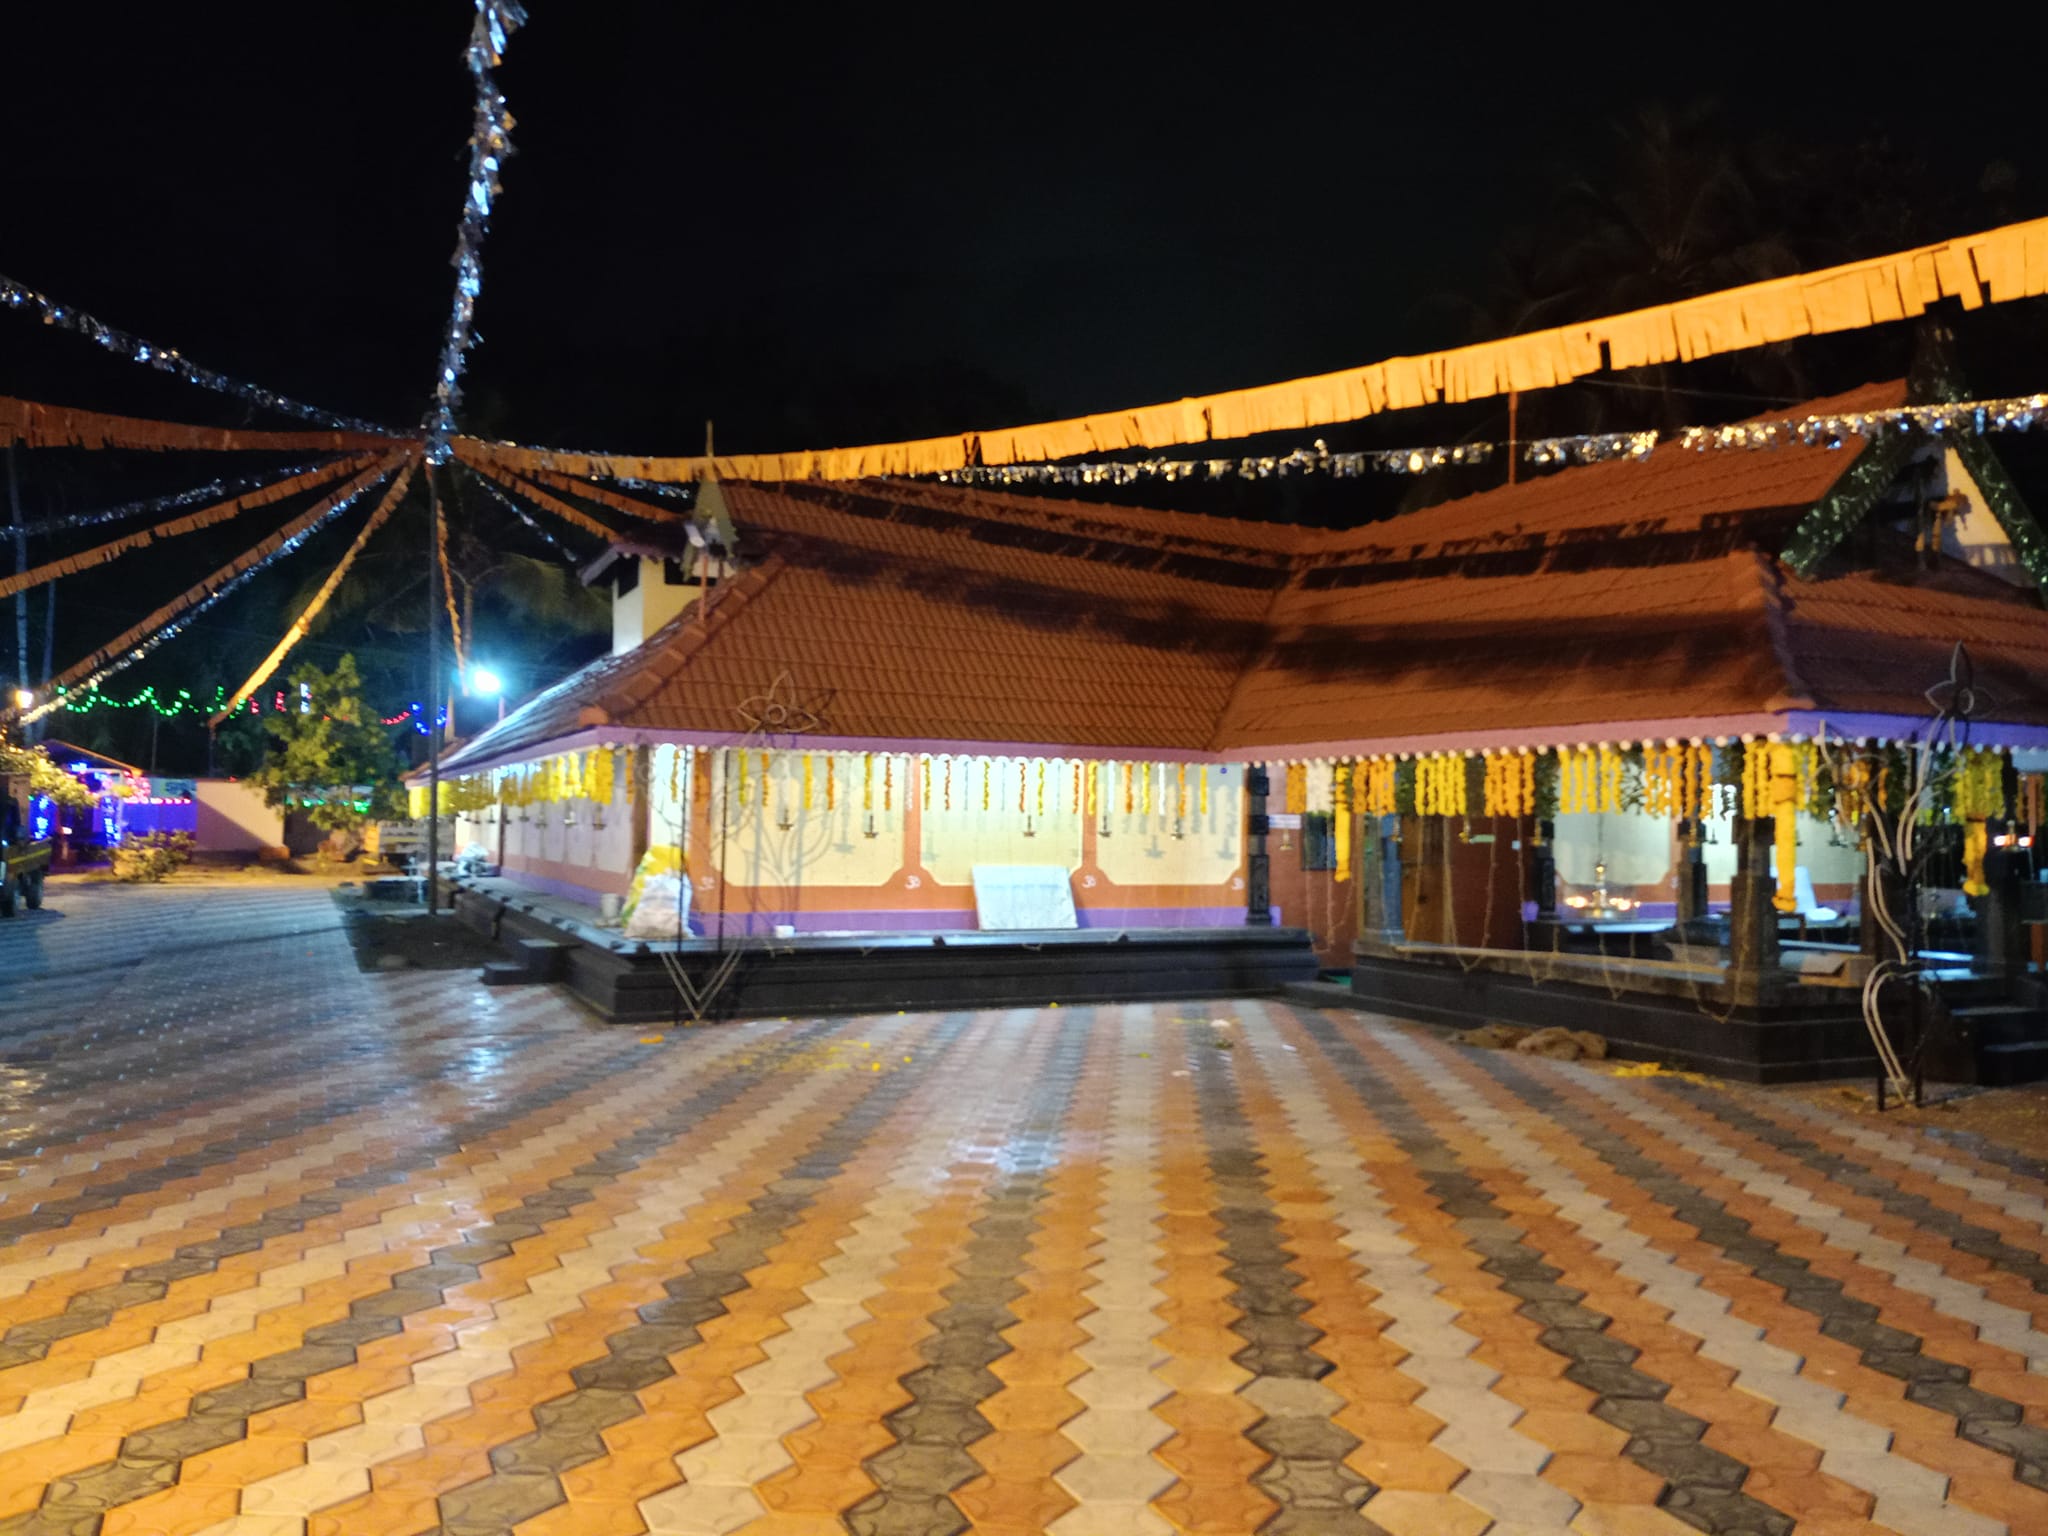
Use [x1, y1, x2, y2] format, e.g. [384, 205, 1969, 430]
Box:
[1936, 446, 2032, 587]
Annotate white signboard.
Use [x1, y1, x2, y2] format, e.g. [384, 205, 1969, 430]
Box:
[971, 865, 1078, 931]
[1268, 813, 1302, 830]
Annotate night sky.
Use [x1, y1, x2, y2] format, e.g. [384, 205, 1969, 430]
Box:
[9, 7, 2043, 447]
[3, 4, 2046, 766]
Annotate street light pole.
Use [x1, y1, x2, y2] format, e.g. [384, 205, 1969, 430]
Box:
[425, 465, 442, 911]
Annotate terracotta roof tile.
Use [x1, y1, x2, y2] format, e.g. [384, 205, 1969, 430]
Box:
[1296, 382, 1908, 570]
[440, 381, 2048, 770]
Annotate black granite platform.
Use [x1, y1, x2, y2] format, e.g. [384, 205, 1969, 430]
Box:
[1345, 948, 2048, 1085]
[447, 876, 1320, 1023]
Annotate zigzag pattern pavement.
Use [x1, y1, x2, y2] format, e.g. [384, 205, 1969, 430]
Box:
[7, 886, 2048, 1533]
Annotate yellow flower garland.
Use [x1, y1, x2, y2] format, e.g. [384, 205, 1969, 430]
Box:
[1768, 742, 1799, 913]
[1332, 764, 1351, 881]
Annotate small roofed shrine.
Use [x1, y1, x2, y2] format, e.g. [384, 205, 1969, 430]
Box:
[424, 380, 2048, 1077]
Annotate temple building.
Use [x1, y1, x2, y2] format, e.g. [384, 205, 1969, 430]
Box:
[426, 380, 2048, 1076]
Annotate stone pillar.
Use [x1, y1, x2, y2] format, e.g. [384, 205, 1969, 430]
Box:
[1977, 826, 2025, 975]
[1358, 813, 1404, 952]
[1245, 766, 1272, 926]
[1675, 822, 1708, 923]
[1529, 818, 1558, 922]
[1727, 816, 1780, 1004]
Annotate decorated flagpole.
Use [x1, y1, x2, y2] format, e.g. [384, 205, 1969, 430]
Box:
[426, 464, 443, 910]
[419, 0, 525, 908]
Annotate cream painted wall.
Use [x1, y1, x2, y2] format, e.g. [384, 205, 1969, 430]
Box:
[193, 780, 286, 853]
[704, 751, 905, 888]
[1937, 446, 2030, 588]
[470, 748, 1244, 906]
[611, 557, 701, 655]
[1702, 812, 1863, 886]
[924, 756, 1082, 881]
[1553, 812, 1672, 887]
[1096, 764, 1242, 887]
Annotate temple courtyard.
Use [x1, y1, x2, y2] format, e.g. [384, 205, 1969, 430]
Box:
[4, 884, 2048, 1536]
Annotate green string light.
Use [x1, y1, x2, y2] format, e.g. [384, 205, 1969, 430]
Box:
[1778, 432, 1916, 578]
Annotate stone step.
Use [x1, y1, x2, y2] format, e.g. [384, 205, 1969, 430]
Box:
[1977, 1039, 2048, 1087]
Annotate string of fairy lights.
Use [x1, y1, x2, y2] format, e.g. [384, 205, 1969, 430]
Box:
[42, 681, 447, 733]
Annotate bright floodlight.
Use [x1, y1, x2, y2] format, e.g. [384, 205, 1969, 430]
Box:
[468, 666, 503, 697]
[11, 689, 30, 711]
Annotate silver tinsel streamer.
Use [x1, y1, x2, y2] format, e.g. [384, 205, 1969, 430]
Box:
[4, 460, 341, 540]
[464, 464, 583, 562]
[937, 439, 1496, 487]
[594, 474, 699, 503]
[932, 393, 2048, 486]
[21, 470, 393, 724]
[24, 475, 389, 729]
[423, 0, 526, 461]
[0, 274, 393, 436]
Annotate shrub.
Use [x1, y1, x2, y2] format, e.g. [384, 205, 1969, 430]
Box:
[112, 831, 195, 883]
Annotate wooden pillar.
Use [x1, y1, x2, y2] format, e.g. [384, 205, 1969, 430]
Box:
[1402, 813, 1448, 945]
[629, 747, 651, 874]
[1245, 765, 1273, 926]
[1728, 816, 1780, 1004]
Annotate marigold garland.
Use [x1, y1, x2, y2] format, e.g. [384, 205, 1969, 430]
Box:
[1036, 759, 1046, 817]
[1359, 757, 1396, 818]
[1333, 763, 1352, 881]
[883, 756, 893, 813]
[802, 753, 814, 811]
[1284, 763, 1307, 815]
[1123, 762, 1133, 815]
[1416, 752, 1469, 817]
[826, 754, 837, 811]
[1835, 754, 1872, 828]
[1767, 742, 1800, 912]
[1198, 766, 1209, 818]
[863, 752, 874, 812]
[1740, 743, 1769, 821]
[1176, 762, 1187, 820]
[1482, 750, 1534, 818]
[1954, 747, 2007, 898]
[943, 756, 952, 811]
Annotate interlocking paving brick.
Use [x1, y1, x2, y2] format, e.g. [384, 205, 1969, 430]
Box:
[7, 890, 2048, 1534]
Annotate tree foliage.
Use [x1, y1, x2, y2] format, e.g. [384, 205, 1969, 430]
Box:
[0, 739, 96, 809]
[247, 655, 405, 832]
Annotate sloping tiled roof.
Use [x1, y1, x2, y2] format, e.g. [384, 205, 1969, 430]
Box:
[441, 380, 2048, 770]
[1776, 565, 2048, 726]
[442, 479, 1286, 765]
